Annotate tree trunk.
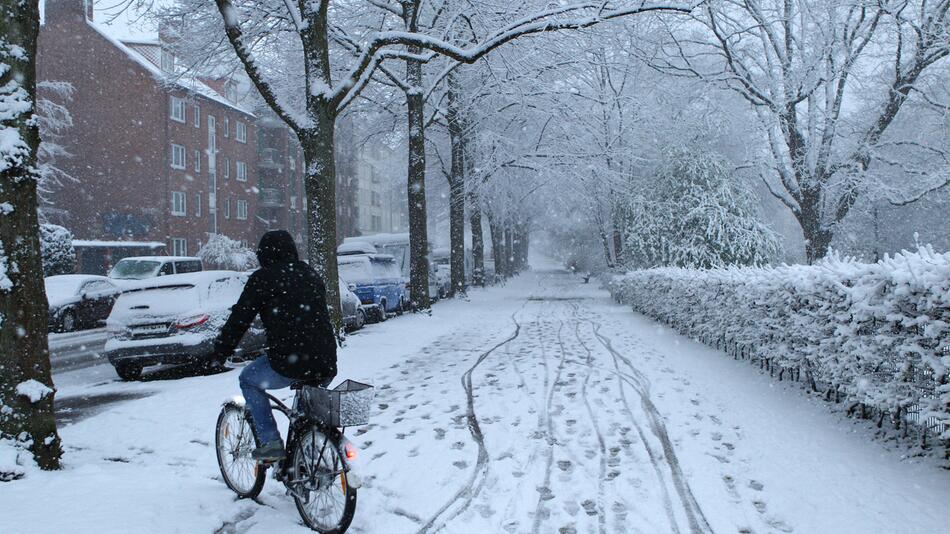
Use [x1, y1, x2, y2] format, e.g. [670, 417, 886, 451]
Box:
[504, 226, 514, 276]
[469, 194, 484, 286]
[488, 212, 507, 279]
[0, 0, 63, 470]
[798, 190, 833, 264]
[446, 73, 466, 296]
[300, 116, 341, 326]
[404, 1, 430, 309]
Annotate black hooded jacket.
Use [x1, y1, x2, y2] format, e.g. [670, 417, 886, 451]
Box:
[213, 230, 337, 381]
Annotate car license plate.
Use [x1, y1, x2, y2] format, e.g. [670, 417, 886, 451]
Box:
[134, 324, 167, 335]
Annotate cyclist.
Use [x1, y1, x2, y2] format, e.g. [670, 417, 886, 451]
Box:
[211, 229, 338, 461]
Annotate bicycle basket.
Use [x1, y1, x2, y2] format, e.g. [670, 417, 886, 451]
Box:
[301, 379, 374, 427]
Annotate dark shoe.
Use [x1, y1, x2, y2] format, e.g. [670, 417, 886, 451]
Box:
[251, 440, 286, 461]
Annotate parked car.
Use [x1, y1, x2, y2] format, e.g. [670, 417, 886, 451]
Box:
[108, 256, 203, 284]
[339, 277, 366, 332]
[337, 254, 407, 322]
[44, 274, 121, 332]
[103, 271, 264, 380]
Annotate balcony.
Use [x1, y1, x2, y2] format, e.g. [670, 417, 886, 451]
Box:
[259, 187, 285, 208]
[258, 148, 284, 171]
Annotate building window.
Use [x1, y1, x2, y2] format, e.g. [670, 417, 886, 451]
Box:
[290, 211, 297, 232]
[236, 122, 247, 143]
[171, 144, 186, 169]
[290, 196, 297, 209]
[195, 193, 202, 216]
[371, 191, 381, 207]
[169, 96, 186, 123]
[171, 238, 187, 256]
[223, 117, 230, 138]
[161, 50, 176, 73]
[194, 150, 201, 173]
[224, 198, 231, 219]
[171, 191, 186, 216]
[371, 214, 382, 232]
[289, 157, 296, 171]
[193, 106, 200, 127]
[236, 161, 247, 182]
[236, 199, 248, 220]
[223, 158, 230, 179]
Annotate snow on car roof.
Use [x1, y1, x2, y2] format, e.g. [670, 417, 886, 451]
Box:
[115, 256, 200, 262]
[337, 241, 378, 255]
[121, 270, 245, 291]
[342, 232, 410, 246]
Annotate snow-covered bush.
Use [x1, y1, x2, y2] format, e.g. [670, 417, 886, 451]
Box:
[39, 224, 75, 277]
[607, 247, 950, 445]
[623, 148, 782, 269]
[198, 233, 258, 271]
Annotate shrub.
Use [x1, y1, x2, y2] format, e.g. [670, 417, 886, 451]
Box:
[39, 224, 75, 276]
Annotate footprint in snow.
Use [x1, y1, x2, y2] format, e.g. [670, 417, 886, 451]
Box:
[748, 480, 764, 491]
[434, 428, 446, 440]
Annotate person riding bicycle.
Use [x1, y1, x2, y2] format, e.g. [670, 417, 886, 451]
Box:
[211, 230, 338, 461]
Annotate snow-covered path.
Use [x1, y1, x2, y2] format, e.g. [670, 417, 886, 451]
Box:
[3, 267, 949, 533]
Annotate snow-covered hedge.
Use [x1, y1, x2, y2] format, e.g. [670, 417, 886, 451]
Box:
[198, 233, 257, 271]
[607, 247, 950, 444]
[39, 223, 75, 276]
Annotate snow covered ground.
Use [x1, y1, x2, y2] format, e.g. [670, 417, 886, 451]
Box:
[3, 263, 949, 533]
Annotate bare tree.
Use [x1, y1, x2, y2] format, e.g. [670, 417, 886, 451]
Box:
[0, 0, 63, 472]
[649, 0, 950, 262]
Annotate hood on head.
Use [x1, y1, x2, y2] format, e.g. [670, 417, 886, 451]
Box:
[257, 230, 298, 268]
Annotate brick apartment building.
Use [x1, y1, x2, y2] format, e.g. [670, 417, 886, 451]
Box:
[38, 0, 263, 271]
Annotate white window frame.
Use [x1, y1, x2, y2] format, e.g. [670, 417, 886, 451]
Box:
[223, 117, 230, 138]
[194, 150, 201, 173]
[236, 199, 248, 220]
[236, 122, 247, 143]
[193, 105, 201, 127]
[195, 193, 202, 217]
[171, 191, 186, 216]
[169, 96, 186, 123]
[170, 144, 186, 169]
[223, 158, 230, 179]
[236, 161, 247, 182]
[171, 237, 187, 256]
[289, 157, 296, 171]
[224, 198, 231, 219]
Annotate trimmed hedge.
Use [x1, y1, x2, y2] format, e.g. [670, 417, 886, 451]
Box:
[607, 247, 950, 446]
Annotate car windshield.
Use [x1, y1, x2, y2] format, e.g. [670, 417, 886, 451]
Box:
[371, 260, 401, 280]
[44, 277, 85, 297]
[339, 260, 373, 284]
[110, 260, 162, 279]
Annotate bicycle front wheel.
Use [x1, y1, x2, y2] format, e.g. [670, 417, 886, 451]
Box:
[215, 403, 266, 499]
[291, 428, 357, 533]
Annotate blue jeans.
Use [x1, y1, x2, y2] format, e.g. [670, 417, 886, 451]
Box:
[239, 355, 294, 445]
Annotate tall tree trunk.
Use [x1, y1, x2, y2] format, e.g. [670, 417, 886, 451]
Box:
[469, 193, 484, 286]
[0, 0, 63, 471]
[446, 72, 466, 296]
[487, 212, 507, 279]
[300, 115, 340, 325]
[798, 188, 832, 264]
[404, 1, 430, 309]
[504, 226, 514, 276]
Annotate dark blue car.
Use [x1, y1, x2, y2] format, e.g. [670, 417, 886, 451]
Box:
[337, 254, 407, 322]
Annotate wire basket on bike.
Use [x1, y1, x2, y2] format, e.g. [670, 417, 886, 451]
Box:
[300, 379, 374, 427]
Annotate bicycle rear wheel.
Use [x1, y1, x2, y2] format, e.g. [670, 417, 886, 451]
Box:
[215, 403, 266, 499]
[290, 428, 357, 533]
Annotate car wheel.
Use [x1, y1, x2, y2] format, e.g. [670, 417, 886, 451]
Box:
[395, 297, 404, 316]
[114, 362, 143, 381]
[356, 308, 366, 330]
[377, 301, 387, 322]
[60, 309, 77, 333]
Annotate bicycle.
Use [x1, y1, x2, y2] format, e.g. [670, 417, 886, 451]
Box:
[215, 379, 373, 533]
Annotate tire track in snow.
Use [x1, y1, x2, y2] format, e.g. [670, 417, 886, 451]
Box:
[415, 305, 524, 534]
[531, 313, 567, 534]
[570, 303, 608, 534]
[587, 318, 714, 534]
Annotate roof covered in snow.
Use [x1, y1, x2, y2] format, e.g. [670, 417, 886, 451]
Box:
[73, 240, 166, 248]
